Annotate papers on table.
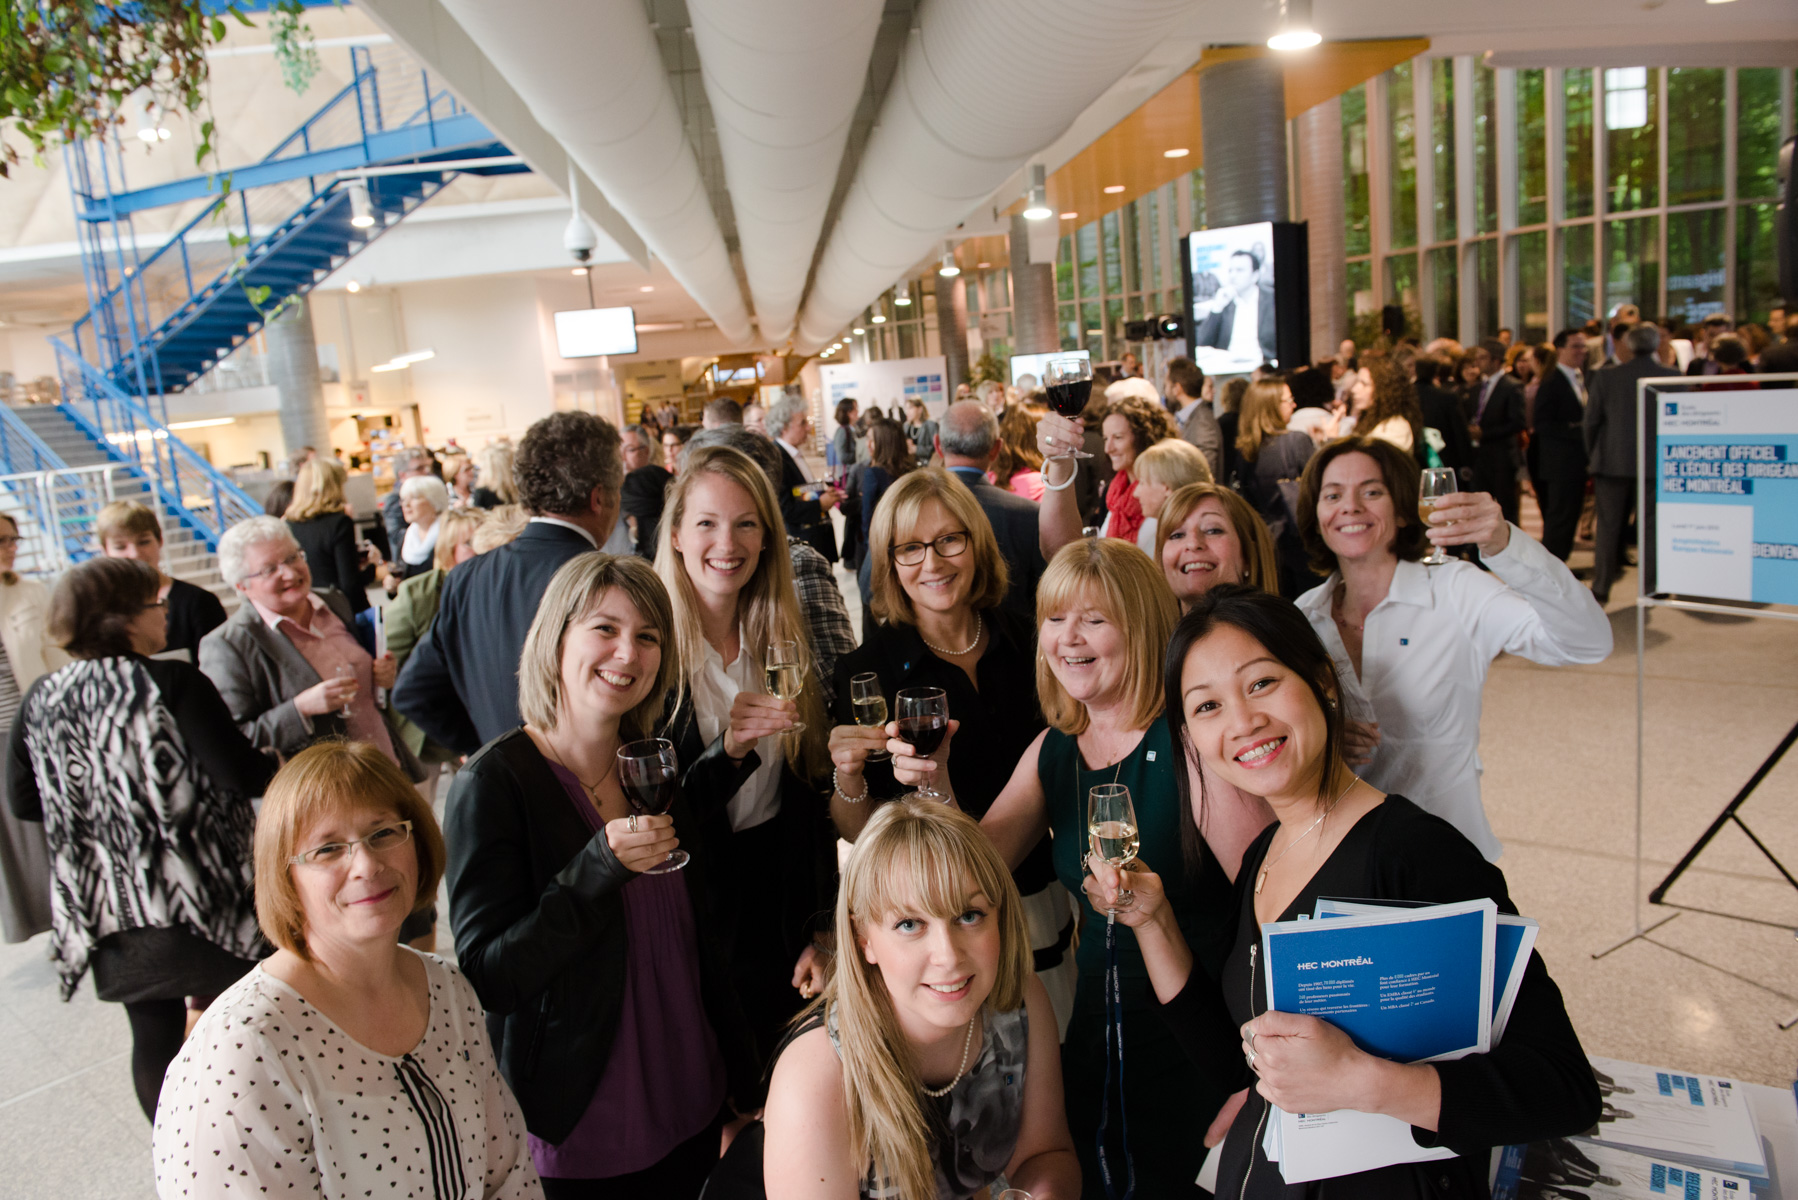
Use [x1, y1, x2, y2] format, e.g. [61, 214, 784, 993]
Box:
[1491, 1137, 1752, 1199]
[1573, 1056, 1768, 1181]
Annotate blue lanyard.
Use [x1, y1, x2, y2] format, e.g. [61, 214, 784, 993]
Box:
[1096, 915, 1136, 1200]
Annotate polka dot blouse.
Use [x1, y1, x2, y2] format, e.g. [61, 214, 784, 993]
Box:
[152, 949, 542, 1198]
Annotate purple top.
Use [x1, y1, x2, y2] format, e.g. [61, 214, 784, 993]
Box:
[530, 762, 727, 1179]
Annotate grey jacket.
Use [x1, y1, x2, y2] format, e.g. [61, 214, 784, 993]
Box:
[1584, 356, 1679, 477]
[199, 587, 426, 781]
[1179, 400, 1225, 482]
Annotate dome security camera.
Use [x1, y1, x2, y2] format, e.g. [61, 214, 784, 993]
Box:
[564, 213, 598, 264]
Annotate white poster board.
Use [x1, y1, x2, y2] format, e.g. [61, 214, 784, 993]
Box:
[819, 357, 949, 420]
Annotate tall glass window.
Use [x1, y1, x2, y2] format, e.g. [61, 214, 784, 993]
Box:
[1560, 222, 1596, 325]
[1347, 260, 1373, 331]
[1736, 68, 1783, 199]
[1431, 60, 1457, 242]
[1516, 69, 1548, 227]
[1604, 67, 1659, 211]
[1189, 167, 1207, 229]
[1056, 235, 1074, 302]
[1474, 63, 1499, 234]
[1344, 83, 1371, 257]
[1603, 215, 1660, 316]
[1101, 212, 1123, 295]
[1077, 225, 1099, 299]
[1385, 252, 1419, 312]
[1518, 230, 1549, 343]
[1735, 203, 1781, 325]
[1667, 208, 1726, 325]
[1666, 68, 1724, 206]
[1388, 63, 1418, 248]
[1427, 246, 1458, 337]
[1474, 239, 1499, 338]
[1564, 69, 1595, 219]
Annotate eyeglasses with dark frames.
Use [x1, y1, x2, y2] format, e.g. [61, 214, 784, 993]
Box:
[890, 531, 969, 567]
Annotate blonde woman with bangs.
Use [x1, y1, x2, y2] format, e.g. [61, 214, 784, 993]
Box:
[734, 798, 1077, 1199]
[444, 552, 761, 1194]
[916, 538, 1270, 1198]
[1154, 483, 1280, 612]
[1128, 437, 1213, 557]
[654, 444, 836, 1062]
[283, 456, 372, 614]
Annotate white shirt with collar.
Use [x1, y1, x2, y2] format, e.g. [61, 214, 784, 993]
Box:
[775, 436, 814, 483]
[1228, 287, 1260, 359]
[690, 625, 784, 832]
[528, 514, 634, 555]
[1295, 528, 1612, 861]
[1556, 361, 1587, 404]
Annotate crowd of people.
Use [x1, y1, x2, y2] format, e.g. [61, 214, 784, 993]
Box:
[0, 304, 1784, 1199]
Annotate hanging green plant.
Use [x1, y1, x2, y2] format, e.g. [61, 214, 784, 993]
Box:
[0, 0, 322, 178]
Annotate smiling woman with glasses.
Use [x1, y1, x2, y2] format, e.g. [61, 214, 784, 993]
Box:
[153, 739, 541, 1197]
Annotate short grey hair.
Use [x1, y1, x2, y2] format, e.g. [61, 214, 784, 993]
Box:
[218, 515, 300, 586]
[937, 401, 998, 459]
[1624, 323, 1661, 356]
[400, 474, 451, 514]
[686, 425, 785, 487]
[766, 394, 809, 439]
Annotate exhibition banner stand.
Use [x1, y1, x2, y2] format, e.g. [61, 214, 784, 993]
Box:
[1596, 373, 1798, 1032]
[818, 356, 949, 419]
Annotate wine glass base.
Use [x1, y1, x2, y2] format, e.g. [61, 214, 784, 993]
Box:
[1055, 449, 1094, 460]
[642, 850, 690, 875]
[1421, 551, 1452, 565]
[786, 721, 807, 733]
[867, 749, 892, 762]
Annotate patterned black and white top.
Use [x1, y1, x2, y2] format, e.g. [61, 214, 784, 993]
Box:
[153, 950, 542, 1199]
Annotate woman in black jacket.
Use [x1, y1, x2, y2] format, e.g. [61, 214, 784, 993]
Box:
[1084, 587, 1599, 1199]
[444, 552, 757, 1199]
[283, 458, 371, 614]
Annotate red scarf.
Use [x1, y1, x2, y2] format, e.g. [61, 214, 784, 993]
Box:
[1105, 470, 1143, 544]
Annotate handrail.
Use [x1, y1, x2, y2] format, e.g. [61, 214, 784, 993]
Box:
[260, 66, 375, 165]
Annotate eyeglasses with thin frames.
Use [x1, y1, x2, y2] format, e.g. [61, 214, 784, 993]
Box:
[289, 820, 413, 867]
[890, 531, 969, 567]
[245, 549, 306, 582]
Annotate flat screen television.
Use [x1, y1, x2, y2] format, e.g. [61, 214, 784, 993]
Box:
[1180, 222, 1309, 374]
[554, 306, 638, 358]
[1008, 348, 1090, 391]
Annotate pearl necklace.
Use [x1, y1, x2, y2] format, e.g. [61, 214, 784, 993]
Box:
[919, 612, 983, 657]
[1255, 775, 1359, 895]
[920, 1016, 978, 1098]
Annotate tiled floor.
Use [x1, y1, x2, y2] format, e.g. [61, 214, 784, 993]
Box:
[4, 502, 1795, 1195]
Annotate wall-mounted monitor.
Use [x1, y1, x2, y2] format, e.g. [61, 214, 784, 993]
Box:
[554, 306, 638, 358]
[1008, 348, 1090, 391]
[1180, 222, 1309, 374]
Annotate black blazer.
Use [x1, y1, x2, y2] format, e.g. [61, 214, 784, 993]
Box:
[392, 521, 596, 755]
[945, 467, 1047, 620]
[287, 513, 369, 614]
[777, 448, 838, 564]
[444, 729, 761, 1144]
[164, 578, 227, 659]
[1532, 369, 1588, 483]
[1418, 383, 1475, 481]
[1474, 374, 1527, 480]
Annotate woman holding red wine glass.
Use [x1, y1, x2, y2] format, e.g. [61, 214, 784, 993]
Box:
[443, 552, 761, 1197]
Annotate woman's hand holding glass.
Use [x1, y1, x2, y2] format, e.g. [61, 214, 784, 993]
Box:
[1081, 853, 1167, 930]
[827, 722, 890, 792]
[723, 691, 798, 760]
[1035, 410, 1085, 463]
[1341, 719, 1381, 767]
[604, 812, 680, 874]
[887, 717, 959, 800]
[1423, 490, 1509, 557]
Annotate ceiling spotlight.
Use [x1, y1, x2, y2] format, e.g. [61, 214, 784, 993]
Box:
[1059, 211, 1079, 220]
[1163, 148, 1190, 159]
[572, 267, 589, 276]
[1022, 163, 1052, 221]
[348, 180, 376, 229]
[871, 313, 887, 324]
[133, 92, 171, 144]
[853, 326, 865, 335]
[1267, 0, 1322, 49]
[1103, 184, 1126, 194]
[938, 242, 960, 277]
[895, 282, 912, 307]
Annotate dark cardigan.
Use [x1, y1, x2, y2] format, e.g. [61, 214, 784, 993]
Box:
[443, 727, 762, 1145]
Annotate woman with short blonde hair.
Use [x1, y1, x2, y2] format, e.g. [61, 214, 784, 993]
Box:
[283, 457, 348, 522]
[473, 441, 519, 508]
[1129, 437, 1213, 556]
[1154, 482, 1280, 610]
[282, 458, 372, 613]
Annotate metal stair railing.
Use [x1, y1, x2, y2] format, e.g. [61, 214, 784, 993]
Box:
[51, 339, 261, 550]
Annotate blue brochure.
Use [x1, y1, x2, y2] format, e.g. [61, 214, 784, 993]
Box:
[1261, 897, 1495, 1063]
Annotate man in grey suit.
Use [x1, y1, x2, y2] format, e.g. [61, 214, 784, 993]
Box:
[1584, 322, 1678, 603]
[1164, 356, 1222, 481]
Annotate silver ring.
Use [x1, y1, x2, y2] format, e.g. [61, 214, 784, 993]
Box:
[1245, 1046, 1258, 1068]
[1247, 1030, 1257, 1052]
[627, 813, 639, 834]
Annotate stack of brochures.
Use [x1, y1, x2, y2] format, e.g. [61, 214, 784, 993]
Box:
[1490, 1138, 1753, 1199]
[1256, 896, 1540, 1183]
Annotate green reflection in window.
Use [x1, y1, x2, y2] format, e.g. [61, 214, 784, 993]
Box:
[1427, 246, 1458, 339]
[1560, 223, 1595, 325]
[1385, 252, 1419, 309]
[1059, 304, 1080, 351]
[1667, 207, 1726, 326]
[1124, 202, 1143, 295]
[1667, 68, 1724, 206]
[1734, 203, 1781, 326]
[1347, 259, 1373, 331]
[1603, 214, 1659, 317]
[1564, 69, 1594, 220]
[1516, 69, 1547, 227]
[1102, 212, 1123, 296]
[1432, 60, 1457, 241]
[1736, 69, 1782, 199]
[1518, 230, 1548, 343]
[1344, 83, 1371, 256]
[1474, 63, 1498, 235]
[1146, 189, 1164, 294]
[1077, 225, 1099, 300]
[1190, 168, 1207, 229]
[1057, 235, 1074, 303]
[1081, 303, 1103, 357]
[1603, 67, 1658, 212]
[1475, 239, 1498, 339]
[1106, 299, 1125, 355]
[1389, 62, 1417, 249]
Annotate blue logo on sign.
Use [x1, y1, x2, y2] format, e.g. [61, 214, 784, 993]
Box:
[1665, 402, 1679, 415]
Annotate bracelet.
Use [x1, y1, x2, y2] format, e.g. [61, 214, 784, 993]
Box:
[1042, 457, 1078, 491]
[833, 767, 868, 803]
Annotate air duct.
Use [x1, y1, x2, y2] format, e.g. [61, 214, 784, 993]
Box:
[688, 0, 883, 345]
[794, 0, 1195, 353]
[435, 0, 753, 344]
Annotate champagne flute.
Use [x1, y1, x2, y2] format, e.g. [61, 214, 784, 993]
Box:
[1087, 783, 1139, 921]
[1042, 357, 1094, 459]
[764, 639, 806, 732]
[617, 738, 688, 874]
[849, 672, 890, 762]
[894, 686, 950, 802]
[334, 663, 356, 718]
[1419, 467, 1458, 566]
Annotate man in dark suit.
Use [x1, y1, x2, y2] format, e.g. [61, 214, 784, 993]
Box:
[1164, 357, 1222, 481]
[1584, 323, 1677, 602]
[766, 393, 842, 564]
[932, 401, 1046, 619]
[1413, 352, 1476, 485]
[1470, 338, 1527, 525]
[1533, 328, 1591, 561]
[392, 411, 623, 754]
[1191, 248, 1278, 365]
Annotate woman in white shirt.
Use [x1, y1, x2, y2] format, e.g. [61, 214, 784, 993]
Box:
[1291, 436, 1612, 861]
[654, 444, 834, 1059]
[153, 740, 539, 1198]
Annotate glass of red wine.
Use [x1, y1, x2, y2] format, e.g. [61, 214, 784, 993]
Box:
[894, 686, 951, 802]
[1042, 357, 1094, 459]
[617, 738, 688, 874]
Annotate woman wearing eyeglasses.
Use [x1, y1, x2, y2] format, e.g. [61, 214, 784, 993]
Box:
[8, 557, 275, 1123]
[153, 740, 541, 1197]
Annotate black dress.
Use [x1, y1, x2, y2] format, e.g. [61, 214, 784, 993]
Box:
[1159, 795, 1600, 1199]
[1239, 430, 1317, 599]
[163, 578, 226, 659]
[286, 513, 370, 614]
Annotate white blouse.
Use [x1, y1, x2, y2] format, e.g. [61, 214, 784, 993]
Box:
[153, 950, 541, 1199]
[1296, 526, 1612, 862]
[691, 625, 784, 831]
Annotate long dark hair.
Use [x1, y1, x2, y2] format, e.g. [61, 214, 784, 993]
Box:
[1163, 585, 1346, 873]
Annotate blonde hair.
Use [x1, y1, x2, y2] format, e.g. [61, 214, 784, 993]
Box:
[517, 553, 678, 738]
[254, 741, 445, 960]
[1035, 538, 1177, 735]
[655, 445, 826, 775]
[284, 458, 348, 521]
[434, 507, 486, 572]
[821, 799, 1030, 1200]
[1154, 483, 1279, 596]
[867, 469, 1009, 627]
[441, 453, 472, 492]
[476, 442, 519, 505]
[1234, 379, 1292, 463]
[471, 504, 529, 554]
[95, 500, 162, 546]
[1132, 438, 1213, 492]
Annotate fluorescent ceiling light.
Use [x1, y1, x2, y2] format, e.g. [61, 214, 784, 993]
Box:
[871, 314, 887, 323]
[167, 417, 235, 430]
[1060, 212, 1079, 220]
[1163, 148, 1190, 159]
[391, 349, 435, 365]
[1103, 185, 1126, 194]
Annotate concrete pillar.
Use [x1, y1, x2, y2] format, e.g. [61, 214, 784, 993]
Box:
[1008, 214, 1058, 355]
[1296, 95, 1349, 362]
[1199, 56, 1290, 227]
[937, 272, 970, 389]
[265, 298, 331, 462]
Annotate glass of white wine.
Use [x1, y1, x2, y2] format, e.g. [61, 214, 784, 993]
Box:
[1086, 783, 1139, 920]
[764, 639, 806, 732]
[849, 672, 889, 762]
[1419, 467, 1458, 566]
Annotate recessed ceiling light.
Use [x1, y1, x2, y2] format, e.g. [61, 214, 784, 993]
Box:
[572, 267, 589, 276]
[1059, 212, 1079, 220]
[1103, 185, 1126, 194]
[853, 326, 865, 335]
[640, 285, 654, 292]
[977, 262, 991, 269]
[1164, 148, 1190, 159]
